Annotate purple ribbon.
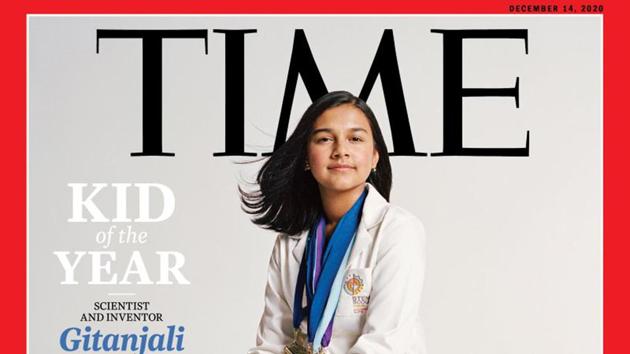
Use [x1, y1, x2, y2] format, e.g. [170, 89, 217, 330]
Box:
[311, 217, 336, 347]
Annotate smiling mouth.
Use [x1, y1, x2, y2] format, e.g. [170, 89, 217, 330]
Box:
[328, 165, 355, 171]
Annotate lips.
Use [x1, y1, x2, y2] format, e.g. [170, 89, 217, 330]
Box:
[328, 163, 355, 171]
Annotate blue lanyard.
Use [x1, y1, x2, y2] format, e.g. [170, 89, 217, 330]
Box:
[291, 188, 367, 343]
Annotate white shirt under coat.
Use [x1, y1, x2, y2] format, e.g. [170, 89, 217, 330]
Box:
[249, 183, 427, 354]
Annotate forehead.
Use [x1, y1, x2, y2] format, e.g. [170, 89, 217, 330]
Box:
[312, 104, 372, 131]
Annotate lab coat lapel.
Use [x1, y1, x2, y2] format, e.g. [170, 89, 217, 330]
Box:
[291, 230, 308, 264]
[346, 183, 390, 268]
[346, 219, 370, 267]
[290, 183, 389, 266]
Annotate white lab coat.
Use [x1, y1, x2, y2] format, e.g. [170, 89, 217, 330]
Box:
[249, 183, 427, 354]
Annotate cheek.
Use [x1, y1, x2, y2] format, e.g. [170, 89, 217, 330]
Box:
[355, 147, 376, 170]
[307, 145, 328, 167]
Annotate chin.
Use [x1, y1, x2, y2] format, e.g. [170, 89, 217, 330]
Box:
[320, 180, 365, 194]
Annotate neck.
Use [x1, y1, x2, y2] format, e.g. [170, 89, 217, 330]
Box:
[319, 184, 366, 237]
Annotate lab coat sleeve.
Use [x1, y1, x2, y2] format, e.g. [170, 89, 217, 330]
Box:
[348, 213, 426, 354]
[248, 235, 295, 354]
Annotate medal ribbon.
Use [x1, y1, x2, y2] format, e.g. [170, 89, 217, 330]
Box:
[292, 188, 367, 351]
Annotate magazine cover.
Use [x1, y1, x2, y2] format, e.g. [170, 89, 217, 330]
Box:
[6, 1, 623, 354]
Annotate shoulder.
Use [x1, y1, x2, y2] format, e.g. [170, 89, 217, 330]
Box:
[267, 233, 293, 261]
[273, 232, 301, 251]
[376, 204, 426, 250]
[268, 231, 307, 263]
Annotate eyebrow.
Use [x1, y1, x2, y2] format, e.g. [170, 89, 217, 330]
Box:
[311, 127, 369, 135]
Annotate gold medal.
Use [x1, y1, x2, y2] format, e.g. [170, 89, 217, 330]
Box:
[313, 347, 330, 354]
[283, 329, 312, 354]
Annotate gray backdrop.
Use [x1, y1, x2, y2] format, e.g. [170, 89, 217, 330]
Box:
[28, 15, 602, 354]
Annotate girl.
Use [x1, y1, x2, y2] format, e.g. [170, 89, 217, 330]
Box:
[242, 91, 426, 354]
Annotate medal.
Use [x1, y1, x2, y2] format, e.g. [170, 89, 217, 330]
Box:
[283, 329, 330, 354]
[283, 329, 312, 354]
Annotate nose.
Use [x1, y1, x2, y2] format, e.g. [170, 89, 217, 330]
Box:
[332, 140, 350, 159]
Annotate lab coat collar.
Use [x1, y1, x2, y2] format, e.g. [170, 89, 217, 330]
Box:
[291, 183, 390, 263]
[360, 182, 390, 230]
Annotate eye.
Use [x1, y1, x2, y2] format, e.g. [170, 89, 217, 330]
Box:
[316, 136, 333, 143]
[350, 136, 364, 142]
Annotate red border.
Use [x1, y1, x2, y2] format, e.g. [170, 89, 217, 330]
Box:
[8, 1, 626, 353]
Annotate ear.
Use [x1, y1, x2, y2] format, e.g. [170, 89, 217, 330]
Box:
[372, 149, 380, 169]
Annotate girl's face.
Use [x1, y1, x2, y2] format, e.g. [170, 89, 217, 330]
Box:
[307, 103, 380, 196]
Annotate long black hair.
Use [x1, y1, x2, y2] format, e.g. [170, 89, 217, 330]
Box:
[240, 91, 392, 235]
